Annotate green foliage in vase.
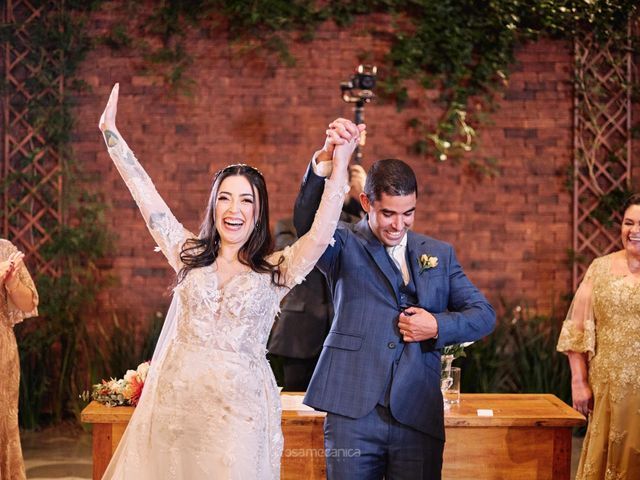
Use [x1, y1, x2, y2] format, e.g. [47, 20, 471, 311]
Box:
[442, 343, 468, 360]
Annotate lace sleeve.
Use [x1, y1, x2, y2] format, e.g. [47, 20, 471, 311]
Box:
[269, 176, 349, 295]
[557, 260, 596, 359]
[4, 241, 39, 326]
[104, 132, 191, 272]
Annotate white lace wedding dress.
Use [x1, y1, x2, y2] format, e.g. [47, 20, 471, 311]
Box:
[101, 134, 347, 480]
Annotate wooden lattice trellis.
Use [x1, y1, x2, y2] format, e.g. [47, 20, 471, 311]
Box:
[573, 25, 635, 289]
[1, 0, 63, 276]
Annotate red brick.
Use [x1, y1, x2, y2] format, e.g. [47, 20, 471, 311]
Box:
[67, 7, 618, 324]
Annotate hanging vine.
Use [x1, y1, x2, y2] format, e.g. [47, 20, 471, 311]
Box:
[98, 0, 638, 173]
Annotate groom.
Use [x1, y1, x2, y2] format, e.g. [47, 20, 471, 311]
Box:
[293, 119, 496, 479]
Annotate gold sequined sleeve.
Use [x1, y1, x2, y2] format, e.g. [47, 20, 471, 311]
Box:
[557, 260, 596, 360]
[3, 240, 39, 326]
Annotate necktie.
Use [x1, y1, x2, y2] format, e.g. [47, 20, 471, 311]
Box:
[387, 244, 409, 285]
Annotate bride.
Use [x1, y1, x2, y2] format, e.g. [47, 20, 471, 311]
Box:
[98, 83, 362, 479]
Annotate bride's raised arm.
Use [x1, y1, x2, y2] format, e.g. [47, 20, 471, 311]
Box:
[99, 83, 190, 272]
[269, 123, 361, 291]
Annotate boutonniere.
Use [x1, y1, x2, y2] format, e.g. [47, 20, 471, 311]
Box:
[417, 253, 438, 274]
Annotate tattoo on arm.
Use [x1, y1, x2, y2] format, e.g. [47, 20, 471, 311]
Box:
[104, 130, 119, 148]
[149, 212, 167, 232]
[123, 146, 147, 179]
[125, 150, 136, 165]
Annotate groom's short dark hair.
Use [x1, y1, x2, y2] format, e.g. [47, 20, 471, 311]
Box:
[364, 159, 417, 203]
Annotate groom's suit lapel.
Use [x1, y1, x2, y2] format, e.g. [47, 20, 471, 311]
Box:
[354, 218, 400, 304]
[407, 232, 430, 308]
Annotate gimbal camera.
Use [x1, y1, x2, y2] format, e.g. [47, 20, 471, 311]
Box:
[340, 64, 377, 104]
[340, 65, 377, 164]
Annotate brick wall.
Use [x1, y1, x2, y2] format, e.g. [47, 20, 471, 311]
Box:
[70, 5, 638, 325]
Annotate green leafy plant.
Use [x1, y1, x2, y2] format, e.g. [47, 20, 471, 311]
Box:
[103, 0, 638, 172]
[589, 186, 634, 228]
[2, 1, 115, 427]
[16, 196, 114, 426]
[98, 311, 165, 381]
[442, 343, 471, 360]
[459, 302, 571, 404]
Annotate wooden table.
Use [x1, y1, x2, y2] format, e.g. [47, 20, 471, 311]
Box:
[81, 402, 133, 480]
[81, 393, 584, 480]
[441, 394, 584, 480]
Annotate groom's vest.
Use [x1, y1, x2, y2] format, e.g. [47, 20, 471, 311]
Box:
[379, 249, 418, 407]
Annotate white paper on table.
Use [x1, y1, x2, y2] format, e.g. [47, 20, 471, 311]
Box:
[280, 394, 316, 412]
[477, 409, 494, 417]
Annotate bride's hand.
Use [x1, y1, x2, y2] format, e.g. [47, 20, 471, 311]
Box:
[99, 83, 120, 145]
[332, 121, 365, 172]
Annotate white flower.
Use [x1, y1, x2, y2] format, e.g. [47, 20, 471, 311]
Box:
[123, 369, 138, 383]
[418, 254, 439, 274]
[107, 378, 126, 395]
[136, 361, 150, 381]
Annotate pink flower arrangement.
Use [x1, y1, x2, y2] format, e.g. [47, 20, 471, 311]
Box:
[91, 361, 150, 407]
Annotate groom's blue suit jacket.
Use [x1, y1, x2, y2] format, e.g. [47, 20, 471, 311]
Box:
[293, 164, 496, 440]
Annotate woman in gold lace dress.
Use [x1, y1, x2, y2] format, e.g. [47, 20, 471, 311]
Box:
[0, 241, 39, 480]
[557, 193, 640, 480]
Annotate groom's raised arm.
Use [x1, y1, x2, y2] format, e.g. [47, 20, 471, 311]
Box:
[293, 158, 329, 237]
[294, 118, 365, 237]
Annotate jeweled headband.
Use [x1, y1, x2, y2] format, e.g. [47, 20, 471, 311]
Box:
[213, 163, 264, 182]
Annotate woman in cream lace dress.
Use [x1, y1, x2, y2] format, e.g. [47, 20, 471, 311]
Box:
[98, 84, 363, 479]
[557, 194, 640, 480]
[0, 241, 39, 480]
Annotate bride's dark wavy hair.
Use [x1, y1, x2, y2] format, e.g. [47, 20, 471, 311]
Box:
[177, 164, 285, 286]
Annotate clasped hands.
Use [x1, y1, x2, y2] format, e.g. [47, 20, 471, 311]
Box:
[317, 118, 367, 181]
[398, 307, 439, 343]
[0, 251, 25, 291]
